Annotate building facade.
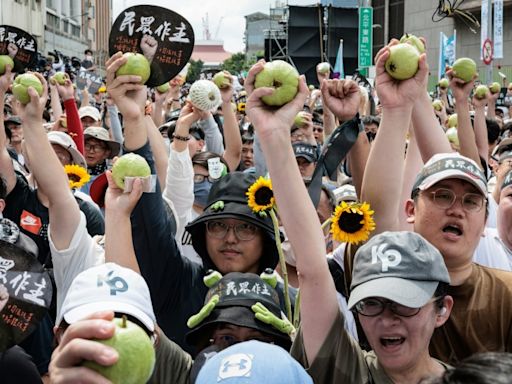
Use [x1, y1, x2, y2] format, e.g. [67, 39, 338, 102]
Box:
[0, 0, 45, 50]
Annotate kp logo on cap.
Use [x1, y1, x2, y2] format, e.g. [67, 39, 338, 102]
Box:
[97, 270, 128, 296]
[371, 244, 402, 272]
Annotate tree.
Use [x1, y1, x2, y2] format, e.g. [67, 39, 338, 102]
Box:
[221, 53, 256, 75]
[187, 59, 204, 82]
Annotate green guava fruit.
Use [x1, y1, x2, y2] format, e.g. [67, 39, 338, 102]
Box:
[115, 53, 151, 85]
[0, 55, 14, 75]
[308, 85, 315, 91]
[82, 316, 155, 384]
[447, 113, 458, 128]
[438, 78, 449, 89]
[316, 62, 330, 74]
[155, 82, 170, 93]
[212, 71, 232, 89]
[446, 127, 459, 147]
[254, 60, 299, 106]
[489, 82, 501, 94]
[12, 73, 44, 104]
[399, 33, 425, 53]
[112, 153, 151, 190]
[432, 99, 443, 111]
[384, 43, 420, 80]
[474, 84, 489, 100]
[50, 72, 67, 85]
[451, 58, 477, 83]
[294, 111, 309, 128]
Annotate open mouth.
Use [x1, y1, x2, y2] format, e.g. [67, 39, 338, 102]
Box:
[380, 337, 405, 347]
[442, 224, 462, 236]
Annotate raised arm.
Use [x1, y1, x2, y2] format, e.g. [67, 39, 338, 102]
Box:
[472, 89, 491, 165]
[18, 73, 80, 250]
[104, 171, 143, 272]
[0, 65, 17, 193]
[246, 62, 338, 363]
[218, 75, 242, 171]
[361, 40, 429, 234]
[145, 115, 168, 188]
[49, 82, 63, 120]
[449, 71, 481, 169]
[56, 74, 84, 154]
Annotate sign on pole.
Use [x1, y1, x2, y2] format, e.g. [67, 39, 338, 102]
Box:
[482, 38, 493, 65]
[358, 7, 373, 69]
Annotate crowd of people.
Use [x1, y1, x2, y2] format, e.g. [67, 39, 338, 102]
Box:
[1, 35, 512, 384]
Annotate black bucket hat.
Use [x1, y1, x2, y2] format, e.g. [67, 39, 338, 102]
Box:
[185, 272, 291, 349]
[185, 172, 281, 273]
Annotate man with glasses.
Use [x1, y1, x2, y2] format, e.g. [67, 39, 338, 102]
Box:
[82, 126, 120, 194]
[357, 41, 512, 364]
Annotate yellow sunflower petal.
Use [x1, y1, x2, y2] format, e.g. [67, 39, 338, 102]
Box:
[64, 164, 91, 190]
[246, 176, 275, 213]
[330, 201, 376, 245]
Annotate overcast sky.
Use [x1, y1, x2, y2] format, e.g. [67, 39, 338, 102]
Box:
[113, 0, 318, 53]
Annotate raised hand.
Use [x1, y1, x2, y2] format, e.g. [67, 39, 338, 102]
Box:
[105, 51, 147, 121]
[320, 79, 360, 121]
[104, 170, 144, 217]
[49, 311, 118, 384]
[17, 72, 48, 124]
[374, 39, 429, 110]
[447, 68, 476, 103]
[140, 35, 158, 63]
[245, 60, 309, 142]
[53, 73, 75, 102]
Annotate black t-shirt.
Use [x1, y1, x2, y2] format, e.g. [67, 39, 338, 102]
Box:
[0, 346, 43, 383]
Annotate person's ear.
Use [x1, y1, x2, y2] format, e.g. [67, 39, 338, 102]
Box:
[104, 149, 112, 160]
[435, 295, 454, 327]
[405, 199, 416, 224]
[0, 199, 5, 214]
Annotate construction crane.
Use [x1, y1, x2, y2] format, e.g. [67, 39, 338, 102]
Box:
[202, 13, 211, 40]
[214, 16, 224, 40]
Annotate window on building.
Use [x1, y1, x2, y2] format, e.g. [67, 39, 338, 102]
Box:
[71, 24, 80, 38]
[47, 13, 59, 30]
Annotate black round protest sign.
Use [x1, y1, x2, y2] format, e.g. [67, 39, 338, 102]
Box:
[0, 25, 38, 72]
[0, 241, 52, 352]
[109, 5, 195, 87]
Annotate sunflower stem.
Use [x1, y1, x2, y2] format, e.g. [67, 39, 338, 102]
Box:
[269, 208, 292, 323]
[293, 288, 301, 330]
[321, 218, 331, 230]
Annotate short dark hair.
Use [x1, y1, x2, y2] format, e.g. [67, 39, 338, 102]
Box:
[423, 352, 512, 384]
[84, 49, 92, 55]
[486, 118, 501, 145]
[362, 115, 381, 126]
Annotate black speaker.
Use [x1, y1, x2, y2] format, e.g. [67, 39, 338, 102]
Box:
[287, 5, 324, 86]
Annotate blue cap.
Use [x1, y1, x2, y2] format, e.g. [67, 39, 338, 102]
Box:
[195, 340, 313, 384]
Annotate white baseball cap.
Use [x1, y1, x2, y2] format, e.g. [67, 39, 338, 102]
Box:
[79, 105, 101, 122]
[58, 263, 156, 332]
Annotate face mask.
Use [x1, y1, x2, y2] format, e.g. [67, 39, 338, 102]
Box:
[86, 55, 93, 61]
[194, 180, 212, 208]
[366, 131, 376, 142]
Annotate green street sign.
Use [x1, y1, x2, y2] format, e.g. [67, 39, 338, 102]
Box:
[358, 7, 373, 68]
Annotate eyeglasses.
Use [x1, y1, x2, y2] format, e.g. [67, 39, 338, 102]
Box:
[313, 126, 324, 133]
[355, 298, 424, 317]
[426, 188, 486, 212]
[206, 220, 259, 241]
[85, 142, 107, 153]
[194, 174, 216, 183]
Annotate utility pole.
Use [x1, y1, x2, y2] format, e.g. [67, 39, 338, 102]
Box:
[486, 0, 493, 83]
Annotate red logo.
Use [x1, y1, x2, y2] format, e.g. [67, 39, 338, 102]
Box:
[20, 210, 42, 235]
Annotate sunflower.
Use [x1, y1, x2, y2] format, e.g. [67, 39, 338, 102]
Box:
[330, 201, 375, 245]
[246, 177, 275, 212]
[64, 164, 90, 189]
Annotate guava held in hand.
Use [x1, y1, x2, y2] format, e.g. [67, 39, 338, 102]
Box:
[451, 58, 477, 83]
[155, 82, 170, 93]
[213, 70, 232, 89]
[294, 111, 309, 128]
[115, 53, 151, 85]
[316, 62, 330, 74]
[438, 78, 449, 89]
[82, 316, 155, 384]
[489, 82, 501, 94]
[384, 43, 420, 81]
[12, 73, 44, 104]
[432, 99, 444, 111]
[254, 60, 299, 107]
[0, 55, 14, 75]
[112, 153, 151, 190]
[474, 84, 489, 100]
[50, 72, 68, 86]
[447, 113, 458, 128]
[399, 33, 425, 54]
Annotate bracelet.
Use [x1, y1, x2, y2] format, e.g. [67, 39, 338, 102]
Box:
[172, 133, 190, 141]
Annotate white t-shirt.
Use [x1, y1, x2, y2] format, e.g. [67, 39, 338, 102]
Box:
[473, 227, 512, 271]
[49, 212, 105, 321]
